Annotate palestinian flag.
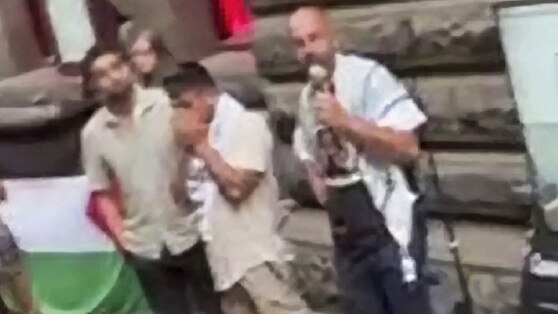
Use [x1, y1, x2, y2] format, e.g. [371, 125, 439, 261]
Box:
[0, 98, 151, 314]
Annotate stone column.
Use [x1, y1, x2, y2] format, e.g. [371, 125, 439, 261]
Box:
[26, 0, 57, 58]
[110, 0, 219, 62]
[88, 0, 121, 49]
[0, 0, 43, 79]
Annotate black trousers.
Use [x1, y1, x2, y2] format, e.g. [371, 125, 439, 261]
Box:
[125, 242, 222, 314]
[326, 181, 432, 314]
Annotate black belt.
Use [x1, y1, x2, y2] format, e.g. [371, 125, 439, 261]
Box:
[326, 180, 393, 249]
[331, 223, 393, 250]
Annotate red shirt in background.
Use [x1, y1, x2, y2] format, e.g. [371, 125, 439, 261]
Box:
[214, 0, 252, 40]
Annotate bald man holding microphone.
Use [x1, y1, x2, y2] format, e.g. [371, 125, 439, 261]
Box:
[289, 6, 432, 314]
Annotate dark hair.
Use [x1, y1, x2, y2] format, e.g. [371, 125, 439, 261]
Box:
[163, 63, 216, 99]
[80, 44, 130, 99]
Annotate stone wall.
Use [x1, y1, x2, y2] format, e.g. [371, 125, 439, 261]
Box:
[254, 0, 506, 77]
[254, 0, 531, 220]
[110, 0, 219, 62]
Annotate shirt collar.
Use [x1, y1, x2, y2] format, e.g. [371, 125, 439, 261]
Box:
[332, 53, 346, 89]
[208, 93, 227, 143]
[208, 93, 244, 145]
[212, 94, 229, 126]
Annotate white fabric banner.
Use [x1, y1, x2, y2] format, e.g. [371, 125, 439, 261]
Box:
[0, 176, 113, 253]
[46, 0, 96, 63]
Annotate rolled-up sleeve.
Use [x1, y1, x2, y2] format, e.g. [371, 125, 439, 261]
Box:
[364, 64, 427, 131]
[81, 126, 111, 191]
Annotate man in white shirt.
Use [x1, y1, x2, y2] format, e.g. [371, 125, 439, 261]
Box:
[289, 6, 431, 314]
[165, 67, 313, 314]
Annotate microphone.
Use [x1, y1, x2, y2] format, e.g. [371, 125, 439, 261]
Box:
[308, 64, 333, 94]
[307, 64, 349, 178]
[308, 64, 333, 129]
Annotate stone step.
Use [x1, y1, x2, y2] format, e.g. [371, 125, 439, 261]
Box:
[271, 125, 530, 219]
[263, 74, 523, 150]
[281, 209, 526, 313]
[419, 152, 532, 220]
[279, 208, 529, 271]
[0, 67, 83, 103]
[252, 0, 488, 15]
[254, 0, 513, 79]
[219, 28, 253, 52]
[201, 50, 258, 81]
[253, 0, 387, 15]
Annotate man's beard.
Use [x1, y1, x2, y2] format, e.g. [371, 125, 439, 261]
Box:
[104, 83, 134, 103]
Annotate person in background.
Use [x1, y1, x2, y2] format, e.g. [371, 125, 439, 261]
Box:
[0, 183, 40, 314]
[79, 45, 222, 314]
[166, 67, 313, 314]
[128, 30, 181, 88]
[289, 6, 431, 314]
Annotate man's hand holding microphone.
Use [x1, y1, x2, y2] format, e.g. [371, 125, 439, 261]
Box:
[309, 64, 349, 130]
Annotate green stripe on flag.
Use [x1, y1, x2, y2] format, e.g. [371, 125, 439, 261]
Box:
[0, 177, 154, 313]
[25, 252, 152, 314]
